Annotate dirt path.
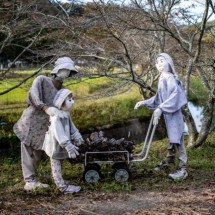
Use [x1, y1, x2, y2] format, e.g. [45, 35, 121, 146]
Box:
[1, 185, 215, 215]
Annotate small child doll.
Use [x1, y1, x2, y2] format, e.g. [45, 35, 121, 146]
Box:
[43, 88, 84, 193]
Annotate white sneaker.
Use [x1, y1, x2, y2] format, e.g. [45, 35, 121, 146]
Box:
[64, 185, 81, 194]
[24, 181, 49, 191]
[168, 168, 188, 181]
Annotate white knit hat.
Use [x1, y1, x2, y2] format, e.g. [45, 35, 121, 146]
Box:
[53, 89, 73, 109]
[51, 57, 78, 77]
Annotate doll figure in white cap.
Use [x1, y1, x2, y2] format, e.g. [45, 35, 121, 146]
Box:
[134, 53, 188, 181]
[43, 89, 83, 194]
[13, 56, 83, 191]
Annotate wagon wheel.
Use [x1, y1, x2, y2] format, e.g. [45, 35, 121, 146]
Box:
[83, 164, 103, 183]
[112, 163, 131, 182]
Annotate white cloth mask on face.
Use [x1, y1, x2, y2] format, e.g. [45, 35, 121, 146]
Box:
[156, 56, 170, 74]
[62, 97, 74, 111]
[57, 69, 71, 79]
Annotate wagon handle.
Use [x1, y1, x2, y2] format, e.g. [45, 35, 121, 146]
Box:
[132, 115, 157, 162]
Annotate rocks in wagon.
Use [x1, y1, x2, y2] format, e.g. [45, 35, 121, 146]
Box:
[69, 131, 135, 163]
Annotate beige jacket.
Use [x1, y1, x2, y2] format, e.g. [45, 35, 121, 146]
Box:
[13, 75, 58, 150]
[42, 111, 78, 159]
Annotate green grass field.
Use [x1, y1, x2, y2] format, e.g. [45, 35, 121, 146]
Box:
[0, 72, 152, 132]
[0, 72, 152, 150]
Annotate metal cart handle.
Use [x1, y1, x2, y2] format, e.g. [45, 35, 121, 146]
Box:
[132, 115, 157, 162]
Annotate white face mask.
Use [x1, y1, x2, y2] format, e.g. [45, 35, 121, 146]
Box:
[62, 97, 74, 111]
[57, 69, 71, 79]
[156, 56, 170, 74]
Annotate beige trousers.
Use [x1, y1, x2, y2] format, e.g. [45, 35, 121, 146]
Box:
[21, 143, 42, 182]
[167, 140, 187, 168]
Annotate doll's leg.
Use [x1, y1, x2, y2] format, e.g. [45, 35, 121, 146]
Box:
[22, 143, 49, 191]
[177, 141, 188, 169]
[50, 158, 67, 192]
[50, 158, 81, 193]
[168, 136, 188, 180]
[21, 143, 42, 182]
[167, 143, 177, 164]
[154, 143, 176, 171]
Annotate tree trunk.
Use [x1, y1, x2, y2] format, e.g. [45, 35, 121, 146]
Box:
[182, 105, 198, 147]
[194, 96, 214, 148]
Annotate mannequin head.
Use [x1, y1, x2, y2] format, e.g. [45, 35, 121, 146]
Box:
[51, 57, 78, 83]
[53, 89, 74, 111]
[155, 56, 171, 74]
[155, 53, 179, 78]
[54, 69, 71, 83]
[57, 69, 71, 79]
[61, 94, 74, 111]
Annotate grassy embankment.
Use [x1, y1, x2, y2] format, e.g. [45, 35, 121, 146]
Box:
[0, 71, 151, 147]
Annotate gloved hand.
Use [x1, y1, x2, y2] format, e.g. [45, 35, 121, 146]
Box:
[65, 143, 79, 159]
[153, 108, 162, 125]
[134, 100, 146, 110]
[45, 107, 63, 117]
[71, 131, 84, 146]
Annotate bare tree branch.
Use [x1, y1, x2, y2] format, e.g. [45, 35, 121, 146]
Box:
[0, 58, 54, 95]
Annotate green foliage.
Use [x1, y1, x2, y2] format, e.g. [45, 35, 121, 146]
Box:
[188, 132, 215, 170]
[189, 76, 208, 105]
[72, 94, 151, 129]
[0, 78, 31, 105]
[0, 76, 151, 144]
[0, 75, 152, 172]
[74, 77, 116, 94]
